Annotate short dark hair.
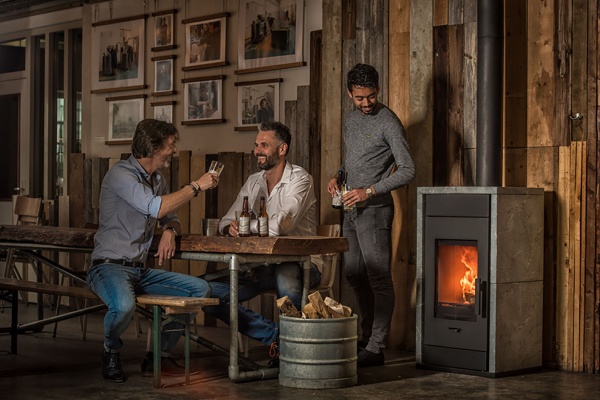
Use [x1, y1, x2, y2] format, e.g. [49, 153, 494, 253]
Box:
[259, 121, 291, 156]
[347, 63, 379, 92]
[131, 119, 179, 158]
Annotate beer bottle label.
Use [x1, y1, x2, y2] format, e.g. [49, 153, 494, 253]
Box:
[239, 216, 250, 235]
[258, 217, 268, 236]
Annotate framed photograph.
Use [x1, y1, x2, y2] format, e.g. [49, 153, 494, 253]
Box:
[154, 58, 173, 93]
[237, 0, 304, 73]
[235, 79, 281, 130]
[153, 103, 173, 123]
[153, 11, 175, 49]
[182, 76, 224, 124]
[107, 96, 145, 144]
[183, 13, 229, 70]
[91, 15, 146, 93]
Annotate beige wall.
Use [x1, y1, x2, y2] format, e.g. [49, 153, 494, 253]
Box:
[82, 0, 322, 159]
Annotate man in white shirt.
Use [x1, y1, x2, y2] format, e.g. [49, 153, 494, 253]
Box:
[204, 121, 321, 365]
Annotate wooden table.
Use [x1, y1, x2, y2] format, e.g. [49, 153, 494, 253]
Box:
[0, 225, 349, 382]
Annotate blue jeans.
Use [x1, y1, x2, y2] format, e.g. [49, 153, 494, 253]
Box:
[87, 263, 211, 355]
[203, 262, 321, 345]
[343, 205, 395, 354]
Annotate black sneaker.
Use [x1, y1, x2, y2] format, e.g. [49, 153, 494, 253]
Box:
[141, 352, 199, 377]
[357, 348, 384, 368]
[102, 350, 126, 383]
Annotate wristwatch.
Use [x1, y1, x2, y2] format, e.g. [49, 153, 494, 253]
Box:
[366, 187, 374, 198]
[165, 227, 178, 236]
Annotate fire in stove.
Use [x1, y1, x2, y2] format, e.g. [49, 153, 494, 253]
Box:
[436, 241, 478, 317]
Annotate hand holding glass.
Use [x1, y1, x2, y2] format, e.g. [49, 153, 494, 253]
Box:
[209, 160, 224, 176]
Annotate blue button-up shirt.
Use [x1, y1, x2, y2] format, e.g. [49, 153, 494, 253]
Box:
[91, 155, 178, 263]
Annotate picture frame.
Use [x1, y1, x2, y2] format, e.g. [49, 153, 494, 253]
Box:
[182, 76, 225, 124]
[236, 0, 304, 73]
[152, 10, 176, 51]
[91, 15, 147, 93]
[183, 13, 229, 70]
[153, 57, 174, 94]
[235, 79, 281, 130]
[153, 102, 174, 124]
[106, 95, 145, 144]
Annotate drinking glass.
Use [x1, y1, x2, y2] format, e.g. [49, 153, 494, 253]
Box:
[209, 160, 225, 175]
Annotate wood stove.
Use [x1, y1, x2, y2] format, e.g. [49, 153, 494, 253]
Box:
[416, 187, 544, 377]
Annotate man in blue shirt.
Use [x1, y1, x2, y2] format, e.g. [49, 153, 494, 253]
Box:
[87, 119, 219, 383]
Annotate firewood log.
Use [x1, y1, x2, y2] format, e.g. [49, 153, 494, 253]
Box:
[308, 291, 331, 318]
[276, 295, 301, 318]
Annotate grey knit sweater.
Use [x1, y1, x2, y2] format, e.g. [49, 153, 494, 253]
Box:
[340, 102, 415, 207]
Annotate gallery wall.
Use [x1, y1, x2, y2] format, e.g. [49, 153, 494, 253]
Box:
[82, 0, 322, 159]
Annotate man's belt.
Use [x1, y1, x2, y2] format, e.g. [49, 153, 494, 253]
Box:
[91, 258, 145, 268]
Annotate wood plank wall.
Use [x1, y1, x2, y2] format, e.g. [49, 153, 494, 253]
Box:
[322, 0, 600, 372]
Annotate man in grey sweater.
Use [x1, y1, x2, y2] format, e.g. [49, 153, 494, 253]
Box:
[327, 63, 415, 368]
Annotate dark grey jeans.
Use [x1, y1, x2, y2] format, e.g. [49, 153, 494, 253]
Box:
[343, 204, 395, 354]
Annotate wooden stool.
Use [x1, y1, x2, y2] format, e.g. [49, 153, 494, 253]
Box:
[136, 294, 219, 388]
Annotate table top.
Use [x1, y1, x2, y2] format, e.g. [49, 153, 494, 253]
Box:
[0, 225, 348, 256]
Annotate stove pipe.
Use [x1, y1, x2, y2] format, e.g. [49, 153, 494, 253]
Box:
[476, 0, 504, 187]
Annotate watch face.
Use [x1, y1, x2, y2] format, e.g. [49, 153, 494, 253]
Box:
[366, 188, 372, 197]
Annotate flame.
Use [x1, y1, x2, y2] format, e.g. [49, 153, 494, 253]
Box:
[459, 247, 478, 304]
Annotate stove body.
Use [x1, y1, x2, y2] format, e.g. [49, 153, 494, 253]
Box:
[416, 187, 544, 377]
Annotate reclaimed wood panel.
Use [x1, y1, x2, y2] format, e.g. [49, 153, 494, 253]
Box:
[369, 0, 387, 102]
[584, 0, 598, 374]
[433, 25, 449, 186]
[355, 0, 370, 64]
[171, 151, 191, 274]
[463, 21, 477, 150]
[463, 0, 476, 23]
[448, 0, 464, 25]
[84, 158, 93, 225]
[309, 30, 322, 216]
[388, 0, 411, 351]
[409, 0, 434, 188]
[189, 154, 207, 277]
[571, 0, 587, 142]
[320, 0, 343, 227]
[556, 145, 573, 371]
[217, 152, 244, 219]
[448, 24, 464, 186]
[295, 85, 310, 171]
[505, 0, 528, 149]
[527, 0, 556, 147]
[68, 153, 85, 228]
[504, 148, 527, 187]
[285, 100, 298, 166]
[433, 0, 448, 26]
[555, 0, 572, 147]
[571, 141, 584, 371]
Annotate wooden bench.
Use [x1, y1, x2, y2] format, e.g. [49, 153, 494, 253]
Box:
[0, 277, 100, 354]
[136, 294, 220, 388]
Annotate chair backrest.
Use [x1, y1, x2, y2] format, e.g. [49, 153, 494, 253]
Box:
[13, 196, 42, 226]
[314, 224, 341, 296]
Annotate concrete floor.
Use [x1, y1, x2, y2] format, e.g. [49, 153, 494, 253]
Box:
[0, 302, 599, 400]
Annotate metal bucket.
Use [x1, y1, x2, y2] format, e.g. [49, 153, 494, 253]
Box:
[201, 218, 219, 236]
[279, 314, 357, 389]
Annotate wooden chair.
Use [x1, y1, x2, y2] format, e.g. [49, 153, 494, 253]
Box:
[3, 196, 43, 304]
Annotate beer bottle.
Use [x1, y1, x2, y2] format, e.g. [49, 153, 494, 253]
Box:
[239, 196, 251, 237]
[258, 196, 269, 237]
[332, 170, 344, 209]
